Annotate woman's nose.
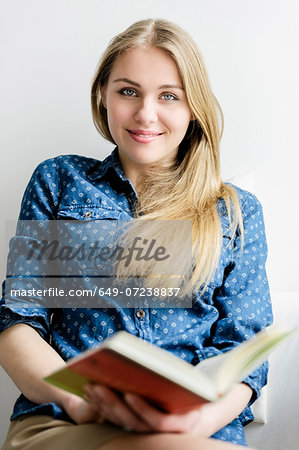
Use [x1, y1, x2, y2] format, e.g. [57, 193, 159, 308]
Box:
[134, 99, 158, 125]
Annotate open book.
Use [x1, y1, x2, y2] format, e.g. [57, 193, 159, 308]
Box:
[45, 327, 296, 413]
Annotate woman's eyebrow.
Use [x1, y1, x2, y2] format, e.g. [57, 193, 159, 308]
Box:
[112, 78, 184, 90]
[113, 78, 140, 87]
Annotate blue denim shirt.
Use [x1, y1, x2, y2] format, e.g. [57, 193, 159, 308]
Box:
[0, 149, 273, 445]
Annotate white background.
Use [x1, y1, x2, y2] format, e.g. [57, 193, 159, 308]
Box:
[0, 0, 299, 444]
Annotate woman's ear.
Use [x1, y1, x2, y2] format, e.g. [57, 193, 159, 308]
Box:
[100, 87, 107, 109]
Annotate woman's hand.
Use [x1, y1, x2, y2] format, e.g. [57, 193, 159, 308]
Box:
[82, 382, 252, 436]
[124, 392, 216, 436]
[61, 391, 103, 425]
[123, 383, 253, 436]
[83, 384, 153, 431]
[83, 383, 216, 436]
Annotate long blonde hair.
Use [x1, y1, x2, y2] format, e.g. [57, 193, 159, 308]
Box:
[91, 18, 243, 296]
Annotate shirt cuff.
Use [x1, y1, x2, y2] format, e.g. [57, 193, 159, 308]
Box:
[242, 361, 269, 406]
[0, 303, 50, 340]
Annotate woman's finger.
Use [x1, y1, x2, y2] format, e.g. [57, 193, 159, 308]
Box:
[84, 384, 152, 432]
[124, 393, 201, 432]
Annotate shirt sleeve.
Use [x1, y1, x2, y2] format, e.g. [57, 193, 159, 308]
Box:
[211, 189, 273, 406]
[0, 158, 61, 340]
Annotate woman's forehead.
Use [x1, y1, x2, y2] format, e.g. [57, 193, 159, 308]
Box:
[108, 46, 183, 88]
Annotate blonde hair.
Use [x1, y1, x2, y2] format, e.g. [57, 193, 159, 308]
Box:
[91, 18, 243, 295]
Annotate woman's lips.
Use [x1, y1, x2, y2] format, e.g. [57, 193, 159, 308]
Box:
[127, 129, 163, 143]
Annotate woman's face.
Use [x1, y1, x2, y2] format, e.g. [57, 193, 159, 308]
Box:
[102, 46, 192, 180]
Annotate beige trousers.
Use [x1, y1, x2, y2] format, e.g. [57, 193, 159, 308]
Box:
[2, 415, 132, 450]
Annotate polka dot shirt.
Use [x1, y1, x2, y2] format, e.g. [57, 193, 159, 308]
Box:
[0, 149, 273, 446]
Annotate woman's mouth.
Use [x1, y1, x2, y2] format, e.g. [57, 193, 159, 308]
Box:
[127, 129, 163, 143]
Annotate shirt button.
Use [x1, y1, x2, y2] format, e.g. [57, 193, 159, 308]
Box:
[84, 211, 92, 218]
[136, 309, 145, 319]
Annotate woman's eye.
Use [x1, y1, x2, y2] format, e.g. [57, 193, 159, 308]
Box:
[161, 93, 178, 101]
[119, 88, 137, 97]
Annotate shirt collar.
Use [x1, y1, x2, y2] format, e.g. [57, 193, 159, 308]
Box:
[87, 147, 128, 182]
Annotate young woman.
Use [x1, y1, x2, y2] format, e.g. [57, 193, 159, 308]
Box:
[0, 18, 272, 449]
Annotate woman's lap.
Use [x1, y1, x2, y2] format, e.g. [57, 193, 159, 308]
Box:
[100, 433, 250, 450]
[2, 415, 132, 450]
[2, 415, 248, 450]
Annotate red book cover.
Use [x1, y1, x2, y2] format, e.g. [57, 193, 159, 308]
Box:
[68, 347, 207, 413]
